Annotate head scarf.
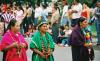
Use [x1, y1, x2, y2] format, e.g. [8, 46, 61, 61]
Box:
[38, 22, 48, 30]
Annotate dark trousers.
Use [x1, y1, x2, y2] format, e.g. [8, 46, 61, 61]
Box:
[96, 19, 100, 45]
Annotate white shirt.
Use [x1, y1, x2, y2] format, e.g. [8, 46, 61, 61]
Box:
[46, 6, 52, 13]
[72, 3, 82, 19]
[43, 9, 48, 16]
[15, 10, 24, 21]
[34, 7, 43, 18]
[62, 5, 69, 17]
[65, 29, 72, 37]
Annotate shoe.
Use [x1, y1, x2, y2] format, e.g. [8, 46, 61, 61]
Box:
[64, 44, 68, 47]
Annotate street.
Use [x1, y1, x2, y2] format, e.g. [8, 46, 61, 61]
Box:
[53, 45, 100, 61]
[0, 45, 100, 61]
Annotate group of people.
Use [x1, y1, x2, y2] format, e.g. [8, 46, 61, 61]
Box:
[0, 19, 55, 61]
[0, 1, 34, 36]
[0, 0, 100, 61]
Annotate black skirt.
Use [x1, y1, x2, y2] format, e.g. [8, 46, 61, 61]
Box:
[71, 46, 90, 61]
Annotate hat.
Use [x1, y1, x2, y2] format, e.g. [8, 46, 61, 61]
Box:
[38, 22, 48, 30]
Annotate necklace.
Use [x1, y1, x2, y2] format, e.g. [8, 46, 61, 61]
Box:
[40, 33, 51, 60]
[8, 30, 22, 57]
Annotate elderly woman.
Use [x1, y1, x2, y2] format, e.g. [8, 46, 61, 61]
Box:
[0, 19, 28, 61]
[69, 17, 94, 61]
[30, 22, 55, 61]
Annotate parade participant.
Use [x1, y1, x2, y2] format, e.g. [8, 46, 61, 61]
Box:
[69, 17, 94, 61]
[0, 19, 28, 61]
[30, 22, 55, 61]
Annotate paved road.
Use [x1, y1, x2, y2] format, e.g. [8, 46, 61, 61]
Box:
[53, 45, 72, 61]
[53, 45, 100, 61]
[0, 45, 100, 61]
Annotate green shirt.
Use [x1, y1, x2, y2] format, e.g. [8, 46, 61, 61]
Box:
[30, 31, 55, 61]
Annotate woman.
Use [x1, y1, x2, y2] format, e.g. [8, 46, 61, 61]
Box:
[34, 3, 43, 27]
[0, 19, 28, 61]
[69, 17, 94, 61]
[51, 5, 60, 43]
[61, 1, 69, 26]
[30, 22, 55, 61]
[15, 6, 24, 22]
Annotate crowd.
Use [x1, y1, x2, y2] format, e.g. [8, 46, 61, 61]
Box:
[0, 0, 100, 61]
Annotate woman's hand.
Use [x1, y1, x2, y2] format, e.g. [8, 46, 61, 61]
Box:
[84, 43, 93, 47]
[40, 52, 45, 58]
[89, 43, 93, 47]
[4, 42, 18, 51]
[20, 43, 26, 48]
[11, 42, 18, 48]
[46, 51, 51, 59]
[46, 49, 52, 59]
[84, 43, 89, 47]
[31, 48, 46, 58]
[47, 50, 52, 56]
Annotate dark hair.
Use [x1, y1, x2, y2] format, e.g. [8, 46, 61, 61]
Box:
[18, 5, 23, 10]
[75, 0, 79, 3]
[37, 3, 40, 7]
[27, 2, 31, 7]
[3, 19, 17, 34]
[7, 19, 17, 30]
[54, 6, 58, 10]
[77, 17, 86, 26]
[60, 26, 65, 30]
[7, 7, 10, 10]
[54, 3, 60, 13]
[42, 4, 47, 9]
[48, 12, 52, 16]
[54, 5, 60, 13]
[63, 0, 68, 5]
